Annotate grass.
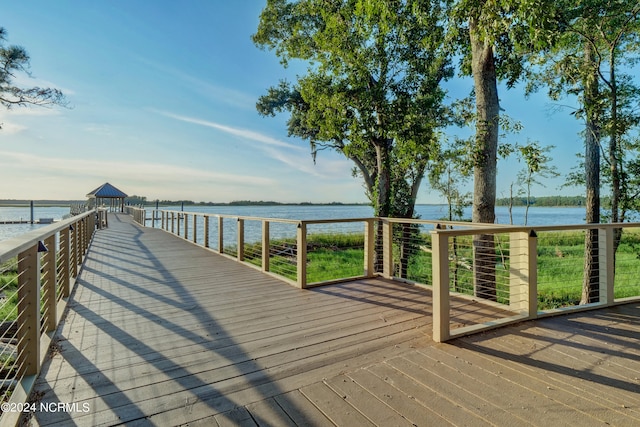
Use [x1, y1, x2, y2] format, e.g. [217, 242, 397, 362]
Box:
[235, 228, 640, 311]
[1, 259, 19, 322]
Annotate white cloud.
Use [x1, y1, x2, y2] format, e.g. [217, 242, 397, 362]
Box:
[155, 110, 302, 150]
[154, 110, 353, 178]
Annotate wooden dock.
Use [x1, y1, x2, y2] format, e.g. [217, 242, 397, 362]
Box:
[24, 214, 640, 426]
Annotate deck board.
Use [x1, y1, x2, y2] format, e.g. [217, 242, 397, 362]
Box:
[22, 213, 640, 426]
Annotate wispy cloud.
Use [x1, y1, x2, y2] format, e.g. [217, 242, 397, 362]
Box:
[154, 110, 353, 178]
[0, 151, 276, 187]
[155, 110, 302, 150]
[13, 74, 76, 96]
[134, 56, 256, 109]
[0, 108, 61, 135]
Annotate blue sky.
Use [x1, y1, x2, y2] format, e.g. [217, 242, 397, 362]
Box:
[1, 1, 586, 203]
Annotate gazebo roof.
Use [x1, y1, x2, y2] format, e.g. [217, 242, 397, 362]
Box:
[87, 182, 128, 199]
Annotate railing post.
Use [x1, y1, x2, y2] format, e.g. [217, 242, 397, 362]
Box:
[599, 227, 615, 305]
[431, 230, 450, 343]
[77, 218, 84, 265]
[83, 217, 88, 256]
[171, 212, 175, 234]
[70, 223, 78, 279]
[204, 216, 210, 248]
[382, 219, 394, 279]
[84, 217, 90, 254]
[42, 234, 57, 332]
[177, 213, 181, 236]
[297, 221, 307, 289]
[193, 214, 198, 243]
[183, 213, 189, 239]
[59, 226, 71, 297]
[77, 218, 84, 261]
[364, 219, 375, 278]
[218, 216, 224, 253]
[17, 244, 41, 376]
[237, 218, 244, 261]
[262, 220, 270, 272]
[89, 209, 96, 235]
[509, 230, 538, 318]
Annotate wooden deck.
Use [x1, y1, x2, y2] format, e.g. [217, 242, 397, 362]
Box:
[23, 214, 640, 426]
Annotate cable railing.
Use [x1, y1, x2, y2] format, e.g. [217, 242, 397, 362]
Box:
[0, 209, 106, 426]
[430, 222, 640, 341]
[129, 208, 640, 343]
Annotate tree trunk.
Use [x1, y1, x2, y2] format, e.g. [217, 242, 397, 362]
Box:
[608, 47, 623, 257]
[470, 17, 499, 301]
[398, 174, 423, 279]
[582, 41, 601, 305]
[373, 139, 392, 273]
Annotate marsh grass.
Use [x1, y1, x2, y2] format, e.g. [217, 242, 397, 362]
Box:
[0, 258, 19, 322]
[243, 229, 640, 310]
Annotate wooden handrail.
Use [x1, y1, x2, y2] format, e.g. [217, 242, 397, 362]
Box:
[1, 209, 103, 427]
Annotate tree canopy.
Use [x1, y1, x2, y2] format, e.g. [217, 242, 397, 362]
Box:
[253, 0, 452, 219]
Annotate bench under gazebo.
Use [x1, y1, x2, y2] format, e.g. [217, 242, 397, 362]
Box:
[87, 182, 128, 212]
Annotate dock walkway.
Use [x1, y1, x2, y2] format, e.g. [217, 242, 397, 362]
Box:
[25, 214, 640, 426]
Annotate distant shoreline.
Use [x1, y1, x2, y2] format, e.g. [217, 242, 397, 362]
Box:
[2, 198, 589, 208]
[0, 200, 82, 207]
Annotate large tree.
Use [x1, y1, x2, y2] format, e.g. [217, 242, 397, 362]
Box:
[531, 1, 640, 303]
[0, 27, 65, 119]
[253, 0, 451, 217]
[253, 0, 452, 274]
[450, 0, 557, 299]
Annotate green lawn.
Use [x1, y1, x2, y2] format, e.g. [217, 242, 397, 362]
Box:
[245, 229, 640, 310]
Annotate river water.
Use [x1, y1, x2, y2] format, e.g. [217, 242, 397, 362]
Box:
[0, 204, 587, 243]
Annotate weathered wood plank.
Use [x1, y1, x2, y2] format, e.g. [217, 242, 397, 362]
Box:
[324, 374, 415, 426]
[273, 391, 335, 427]
[384, 355, 525, 426]
[456, 327, 640, 423]
[345, 368, 454, 426]
[245, 398, 297, 427]
[366, 361, 494, 427]
[300, 382, 376, 427]
[215, 407, 257, 427]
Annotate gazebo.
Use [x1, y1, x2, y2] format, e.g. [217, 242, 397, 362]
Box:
[87, 182, 128, 212]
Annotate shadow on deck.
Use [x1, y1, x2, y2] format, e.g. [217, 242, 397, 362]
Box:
[24, 214, 640, 426]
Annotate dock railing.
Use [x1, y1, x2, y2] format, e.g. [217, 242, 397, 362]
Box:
[129, 208, 640, 343]
[0, 209, 106, 425]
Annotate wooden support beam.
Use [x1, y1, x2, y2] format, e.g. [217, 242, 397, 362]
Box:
[297, 222, 307, 289]
[17, 245, 41, 376]
[431, 230, 450, 342]
[42, 235, 57, 333]
[262, 220, 270, 272]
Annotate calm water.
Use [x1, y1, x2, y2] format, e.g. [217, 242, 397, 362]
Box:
[157, 204, 586, 225]
[0, 206, 70, 242]
[0, 204, 587, 243]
